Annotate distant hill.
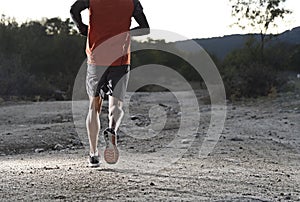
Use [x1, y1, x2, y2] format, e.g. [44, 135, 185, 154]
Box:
[188, 26, 300, 60]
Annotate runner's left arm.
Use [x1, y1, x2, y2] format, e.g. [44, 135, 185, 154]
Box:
[131, 0, 150, 36]
[70, 0, 90, 36]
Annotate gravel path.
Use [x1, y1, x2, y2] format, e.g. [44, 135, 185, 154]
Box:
[0, 92, 299, 201]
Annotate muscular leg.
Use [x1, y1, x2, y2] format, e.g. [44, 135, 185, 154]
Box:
[86, 96, 103, 154]
[108, 96, 124, 134]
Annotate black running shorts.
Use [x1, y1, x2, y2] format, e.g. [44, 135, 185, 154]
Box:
[86, 64, 130, 101]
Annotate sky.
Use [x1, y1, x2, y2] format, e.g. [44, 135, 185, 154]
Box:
[0, 0, 299, 40]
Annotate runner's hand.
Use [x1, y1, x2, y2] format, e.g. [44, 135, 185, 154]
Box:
[78, 24, 88, 36]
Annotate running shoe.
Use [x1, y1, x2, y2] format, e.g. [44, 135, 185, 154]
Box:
[89, 151, 100, 168]
[103, 128, 119, 164]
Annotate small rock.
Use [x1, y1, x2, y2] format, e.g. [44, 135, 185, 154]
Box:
[44, 165, 60, 170]
[147, 148, 156, 153]
[54, 195, 67, 200]
[56, 114, 63, 121]
[72, 139, 83, 146]
[36, 127, 51, 131]
[181, 139, 190, 144]
[34, 148, 44, 153]
[158, 103, 168, 108]
[230, 137, 243, 142]
[150, 182, 155, 186]
[148, 129, 155, 134]
[194, 133, 201, 138]
[285, 196, 291, 200]
[130, 115, 140, 121]
[54, 144, 64, 150]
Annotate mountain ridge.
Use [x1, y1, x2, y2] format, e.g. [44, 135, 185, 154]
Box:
[188, 26, 300, 60]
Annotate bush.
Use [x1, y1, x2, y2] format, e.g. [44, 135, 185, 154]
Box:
[222, 62, 278, 99]
[220, 39, 284, 100]
[0, 54, 54, 97]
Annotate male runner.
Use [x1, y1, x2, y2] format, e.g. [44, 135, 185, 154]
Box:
[70, 0, 149, 167]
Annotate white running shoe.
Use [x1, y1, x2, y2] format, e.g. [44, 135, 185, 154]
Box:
[103, 128, 119, 164]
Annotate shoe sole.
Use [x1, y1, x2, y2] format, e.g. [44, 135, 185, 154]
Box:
[88, 162, 100, 168]
[104, 132, 119, 164]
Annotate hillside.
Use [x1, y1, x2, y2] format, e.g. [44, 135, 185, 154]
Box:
[192, 26, 300, 60]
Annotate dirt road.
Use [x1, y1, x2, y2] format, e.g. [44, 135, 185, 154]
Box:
[0, 92, 299, 201]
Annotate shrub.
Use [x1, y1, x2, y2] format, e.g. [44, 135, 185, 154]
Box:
[222, 61, 279, 99]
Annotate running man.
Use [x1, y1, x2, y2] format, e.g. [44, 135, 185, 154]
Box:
[70, 0, 150, 167]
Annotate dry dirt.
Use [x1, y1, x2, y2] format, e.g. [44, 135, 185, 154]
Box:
[0, 91, 299, 201]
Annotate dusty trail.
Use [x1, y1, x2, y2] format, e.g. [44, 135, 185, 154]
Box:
[0, 92, 299, 201]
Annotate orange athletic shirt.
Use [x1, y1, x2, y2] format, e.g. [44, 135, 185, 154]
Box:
[86, 0, 134, 66]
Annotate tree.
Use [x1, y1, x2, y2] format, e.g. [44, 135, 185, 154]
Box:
[44, 17, 75, 35]
[229, 0, 291, 61]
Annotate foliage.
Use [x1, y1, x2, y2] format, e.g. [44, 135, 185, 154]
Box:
[0, 16, 86, 100]
[288, 45, 300, 72]
[229, 0, 291, 61]
[223, 0, 295, 99]
[230, 0, 291, 31]
[0, 15, 299, 101]
[222, 61, 278, 99]
[219, 36, 299, 99]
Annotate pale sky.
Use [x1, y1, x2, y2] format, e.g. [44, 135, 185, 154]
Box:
[0, 0, 299, 39]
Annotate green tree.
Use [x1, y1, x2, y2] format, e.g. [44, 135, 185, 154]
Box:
[44, 17, 75, 35]
[230, 0, 291, 61]
[0, 16, 85, 99]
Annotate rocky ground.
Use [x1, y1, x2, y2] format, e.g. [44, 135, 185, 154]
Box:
[0, 91, 299, 201]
